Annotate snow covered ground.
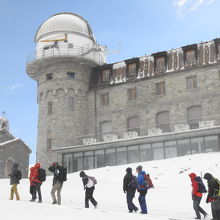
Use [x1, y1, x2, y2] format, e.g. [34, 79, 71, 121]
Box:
[1, 152, 220, 220]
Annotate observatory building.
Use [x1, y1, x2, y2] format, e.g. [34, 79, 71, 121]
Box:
[27, 12, 220, 172]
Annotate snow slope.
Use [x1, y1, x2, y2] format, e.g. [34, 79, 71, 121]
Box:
[1, 152, 220, 220]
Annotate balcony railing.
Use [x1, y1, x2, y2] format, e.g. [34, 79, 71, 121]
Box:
[26, 45, 105, 65]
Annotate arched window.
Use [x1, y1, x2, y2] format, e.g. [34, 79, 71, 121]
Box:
[68, 97, 74, 111]
[127, 116, 140, 134]
[156, 111, 170, 133]
[48, 102, 53, 115]
[100, 121, 112, 141]
[187, 106, 202, 129]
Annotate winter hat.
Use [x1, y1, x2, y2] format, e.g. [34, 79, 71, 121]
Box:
[136, 165, 143, 172]
[79, 170, 86, 177]
[52, 162, 59, 168]
[126, 167, 132, 173]
[204, 173, 213, 180]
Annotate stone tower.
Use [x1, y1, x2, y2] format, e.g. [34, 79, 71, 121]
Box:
[26, 13, 106, 168]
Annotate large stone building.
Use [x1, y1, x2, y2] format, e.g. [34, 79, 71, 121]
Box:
[0, 117, 31, 178]
[26, 12, 220, 173]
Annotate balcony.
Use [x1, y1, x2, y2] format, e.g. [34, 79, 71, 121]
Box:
[26, 45, 105, 66]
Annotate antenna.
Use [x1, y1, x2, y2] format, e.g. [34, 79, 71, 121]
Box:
[108, 43, 122, 55]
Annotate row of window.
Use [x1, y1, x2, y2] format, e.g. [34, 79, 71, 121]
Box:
[100, 75, 197, 106]
[62, 135, 219, 173]
[100, 106, 202, 139]
[46, 72, 75, 81]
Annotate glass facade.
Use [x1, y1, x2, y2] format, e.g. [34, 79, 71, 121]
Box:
[62, 135, 220, 173]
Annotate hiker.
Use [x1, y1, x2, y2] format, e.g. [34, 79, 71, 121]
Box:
[204, 173, 220, 220]
[9, 163, 21, 200]
[48, 162, 67, 205]
[123, 167, 138, 213]
[29, 166, 36, 200]
[136, 165, 148, 214]
[79, 171, 98, 208]
[30, 163, 43, 203]
[189, 173, 207, 219]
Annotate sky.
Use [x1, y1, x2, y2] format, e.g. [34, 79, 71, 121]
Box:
[1, 0, 220, 164]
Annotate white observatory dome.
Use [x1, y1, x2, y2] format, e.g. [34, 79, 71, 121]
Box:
[35, 12, 95, 42]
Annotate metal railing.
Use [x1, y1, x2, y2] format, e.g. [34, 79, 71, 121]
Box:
[26, 45, 105, 65]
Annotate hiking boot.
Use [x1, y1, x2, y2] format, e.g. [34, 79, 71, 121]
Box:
[52, 201, 57, 204]
[194, 217, 201, 219]
[128, 211, 133, 213]
[37, 201, 42, 203]
[134, 208, 138, 213]
[94, 203, 98, 209]
[140, 211, 147, 214]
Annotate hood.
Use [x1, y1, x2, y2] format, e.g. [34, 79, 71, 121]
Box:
[13, 163, 19, 168]
[189, 172, 196, 179]
[139, 170, 146, 175]
[204, 173, 213, 180]
[126, 167, 132, 174]
[34, 163, 40, 169]
[79, 170, 86, 177]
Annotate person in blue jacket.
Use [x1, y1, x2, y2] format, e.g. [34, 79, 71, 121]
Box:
[136, 165, 148, 214]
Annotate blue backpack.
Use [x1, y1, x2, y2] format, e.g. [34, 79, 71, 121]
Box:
[195, 176, 207, 193]
[128, 175, 138, 190]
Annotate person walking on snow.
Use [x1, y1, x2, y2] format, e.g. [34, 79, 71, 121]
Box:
[189, 173, 207, 219]
[30, 163, 42, 203]
[123, 167, 138, 213]
[79, 171, 98, 208]
[204, 173, 220, 220]
[9, 163, 21, 200]
[136, 165, 148, 214]
[48, 162, 66, 205]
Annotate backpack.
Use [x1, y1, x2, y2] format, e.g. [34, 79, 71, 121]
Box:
[143, 174, 154, 189]
[57, 166, 67, 182]
[16, 170, 22, 180]
[214, 178, 220, 197]
[195, 176, 207, 193]
[128, 175, 138, 190]
[38, 168, 46, 182]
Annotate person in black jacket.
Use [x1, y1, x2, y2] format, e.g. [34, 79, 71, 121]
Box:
[48, 162, 65, 205]
[9, 163, 21, 200]
[79, 171, 97, 208]
[204, 173, 220, 220]
[123, 167, 138, 213]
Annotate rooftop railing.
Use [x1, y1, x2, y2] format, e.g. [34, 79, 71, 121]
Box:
[26, 45, 105, 65]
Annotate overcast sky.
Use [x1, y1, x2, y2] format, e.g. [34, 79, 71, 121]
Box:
[0, 0, 220, 164]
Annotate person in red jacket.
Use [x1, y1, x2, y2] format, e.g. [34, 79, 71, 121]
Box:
[30, 163, 42, 203]
[29, 166, 35, 200]
[189, 173, 207, 219]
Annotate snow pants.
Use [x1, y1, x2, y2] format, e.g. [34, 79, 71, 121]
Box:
[32, 182, 42, 202]
[126, 188, 138, 212]
[192, 196, 207, 218]
[138, 189, 148, 214]
[10, 184, 20, 200]
[211, 199, 220, 220]
[85, 186, 97, 208]
[51, 181, 63, 205]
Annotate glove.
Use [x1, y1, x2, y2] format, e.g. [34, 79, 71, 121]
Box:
[206, 198, 212, 203]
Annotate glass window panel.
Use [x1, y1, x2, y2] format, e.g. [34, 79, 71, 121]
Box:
[191, 137, 204, 154]
[205, 136, 219, 152]
[84, 151, 94, 170]
[127, 117, 140, 134]
[128, 145, 139, 163]
[165, 141, 177, 158]
[152, 142, 164, 160]
[140, 144, 152, 161]
[187, 106, 202, 129]
[63, 154, 73, 173]
[94, 150, 105, 168]
[116, 147, 127, 165]
[100, 121, 112, 141]
[73, 152, 83, 172]
[105, 148, 116, 166]
[177, 139, 191, 156]
[156, 111, 170, 133]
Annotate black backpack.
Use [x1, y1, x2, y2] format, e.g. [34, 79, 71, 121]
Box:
[57, 166, 67, 182]
[16, 170, 22, 180]
[195, 176, 207, 193]
[38, 168, 46, 182]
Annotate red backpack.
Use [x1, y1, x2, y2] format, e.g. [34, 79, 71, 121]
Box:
[143, 174, 154, 189]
